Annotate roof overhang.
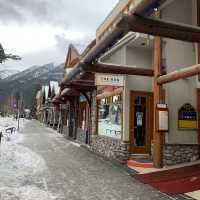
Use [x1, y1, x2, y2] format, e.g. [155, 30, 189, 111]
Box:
[60, 0, 200, 87]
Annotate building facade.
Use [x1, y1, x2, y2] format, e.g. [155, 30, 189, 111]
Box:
[39, 0, 200, 168]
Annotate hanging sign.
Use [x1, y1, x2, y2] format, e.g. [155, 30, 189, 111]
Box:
[178, 103, 197, 129]
[157, 104, 169, 132]
[95, 73, 124, 86]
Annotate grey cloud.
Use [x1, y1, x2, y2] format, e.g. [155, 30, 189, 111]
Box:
[55, 34, 91, 54]
[0, 0, 118, 31]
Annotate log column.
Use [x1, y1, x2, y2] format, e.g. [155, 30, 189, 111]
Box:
[197, 0, 200, 144]
[153, 10, 165, 168]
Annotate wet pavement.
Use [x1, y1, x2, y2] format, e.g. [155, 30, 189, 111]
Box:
[0, 120, 173, 200]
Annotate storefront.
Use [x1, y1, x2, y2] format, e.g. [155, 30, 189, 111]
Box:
[57, 0, 200, 168]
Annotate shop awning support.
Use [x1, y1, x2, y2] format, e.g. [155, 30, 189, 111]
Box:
[121, 14, 200, 43]
[81, 63, 154, 77]
[63, 84, 96, 91]
[157, 64, 200, 85]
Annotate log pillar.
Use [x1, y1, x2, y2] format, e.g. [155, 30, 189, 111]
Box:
[153, 10, 165, 168]
[197, 0, 200, 144]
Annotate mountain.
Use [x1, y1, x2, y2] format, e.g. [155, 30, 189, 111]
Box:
[5, 63, 56, 82]
[0, 63, 64, 110]
[0, 69, 19, 79]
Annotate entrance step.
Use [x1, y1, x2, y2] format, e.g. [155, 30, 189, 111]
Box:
[129, 154, 152, 163]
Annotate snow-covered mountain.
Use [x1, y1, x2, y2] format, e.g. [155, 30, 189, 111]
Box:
[0, 62, 64, 108]
[0, 69, 19, 79]
[5, 63, 57, 82]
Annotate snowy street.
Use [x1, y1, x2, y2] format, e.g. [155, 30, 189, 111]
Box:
[0, 119, 171, 200]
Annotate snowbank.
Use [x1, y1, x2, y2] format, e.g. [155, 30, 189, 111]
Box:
[0, 117, 60, 200]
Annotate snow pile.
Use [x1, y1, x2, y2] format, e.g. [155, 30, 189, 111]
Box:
[0, 186, 59, 200]
[0, 117, 46, 187]
[0, 117, 60, 199]
[0, 117, 27, 133]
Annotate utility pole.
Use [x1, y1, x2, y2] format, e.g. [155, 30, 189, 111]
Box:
[15, 91, 20, 131]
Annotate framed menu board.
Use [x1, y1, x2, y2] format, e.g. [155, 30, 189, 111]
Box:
[157, 104, 169, 132]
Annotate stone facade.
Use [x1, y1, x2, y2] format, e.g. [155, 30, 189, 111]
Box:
[90, 135, 130, 162]
[163, 144, 200, 166]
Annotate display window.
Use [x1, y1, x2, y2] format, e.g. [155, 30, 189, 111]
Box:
[98, 95, 122, 139]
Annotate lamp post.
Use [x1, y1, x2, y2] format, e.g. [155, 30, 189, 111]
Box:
[15, 91, 20, 131]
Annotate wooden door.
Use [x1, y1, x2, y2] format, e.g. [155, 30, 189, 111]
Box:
[129, 91, 153, 154]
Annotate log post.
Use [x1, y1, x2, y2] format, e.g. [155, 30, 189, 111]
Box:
[153, 10, 164, 168]
[197, 0, 200, 144]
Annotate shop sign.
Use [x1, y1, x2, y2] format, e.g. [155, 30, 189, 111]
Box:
[178, 103, 197, 129]
[95, 73, 124, 86]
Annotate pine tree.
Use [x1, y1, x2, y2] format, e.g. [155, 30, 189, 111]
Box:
[0, 43, 21, 63]
[30, 84, 41, 119]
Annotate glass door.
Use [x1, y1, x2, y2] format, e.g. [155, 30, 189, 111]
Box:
[130, 92, 153, 154]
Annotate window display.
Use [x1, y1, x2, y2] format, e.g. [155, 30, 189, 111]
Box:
[98, 95, 122, 139]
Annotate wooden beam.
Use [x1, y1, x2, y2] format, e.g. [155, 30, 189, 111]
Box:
[120, 14, 200, 43]
[81, 62, 154, 77]
[153, 10, 164, 168]
[157, 64, 200, 85]
[72, 80, 94, 84]
[133, 0, 167, 17]
[63, 84, 96, 91]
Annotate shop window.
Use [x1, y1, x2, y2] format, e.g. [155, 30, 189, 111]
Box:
[98, 95, 122, 139]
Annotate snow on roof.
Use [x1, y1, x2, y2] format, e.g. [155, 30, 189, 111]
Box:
[43, 85, 49, 99]
[50, 81, 60, 95]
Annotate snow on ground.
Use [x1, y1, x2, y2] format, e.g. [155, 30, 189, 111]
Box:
[0, 117, 59, 200]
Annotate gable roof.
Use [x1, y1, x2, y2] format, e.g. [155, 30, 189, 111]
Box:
[65, 44, 80, 69]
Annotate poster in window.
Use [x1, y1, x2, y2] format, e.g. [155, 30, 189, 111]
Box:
[98, 96, 122, 139]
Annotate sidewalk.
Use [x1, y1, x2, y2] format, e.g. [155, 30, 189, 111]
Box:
[127, 159, 200, 199]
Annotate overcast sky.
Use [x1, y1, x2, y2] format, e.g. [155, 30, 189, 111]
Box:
[0, 0, 118, 71]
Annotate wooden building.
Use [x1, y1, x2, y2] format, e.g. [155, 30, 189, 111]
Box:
[50, 0, 200, 168]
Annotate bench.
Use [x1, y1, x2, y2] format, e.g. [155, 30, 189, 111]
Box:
[5, 127, 16, 135]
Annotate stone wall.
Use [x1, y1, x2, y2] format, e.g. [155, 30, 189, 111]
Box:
[90, 135, 130, 162]
[163, 144, 200, 166]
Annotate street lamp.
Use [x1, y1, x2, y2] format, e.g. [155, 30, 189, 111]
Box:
[15, 91, 20, 131]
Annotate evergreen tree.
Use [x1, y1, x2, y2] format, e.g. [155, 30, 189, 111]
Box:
[0, 43, 21, 63]
[30, 84, 41, 119]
